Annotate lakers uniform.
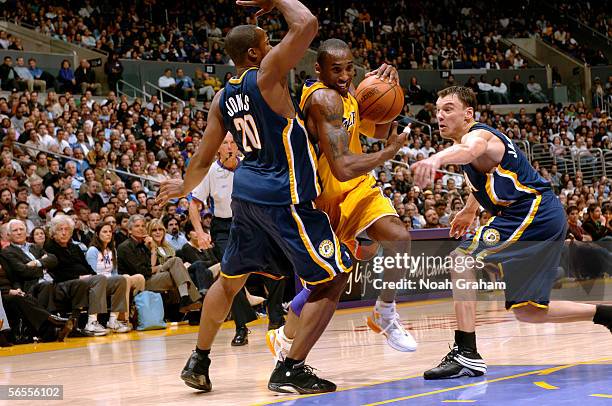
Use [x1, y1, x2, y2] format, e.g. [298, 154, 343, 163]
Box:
[219, 68, 352, 286]
[458, 123, 567, 309]
[300, 79, 397, 254]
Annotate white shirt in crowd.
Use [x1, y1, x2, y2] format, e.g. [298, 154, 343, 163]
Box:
[191, 160, 237, 219]
[158, 76, 176, 89]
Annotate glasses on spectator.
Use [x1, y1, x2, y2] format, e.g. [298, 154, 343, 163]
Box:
[151, 228, 164, 232]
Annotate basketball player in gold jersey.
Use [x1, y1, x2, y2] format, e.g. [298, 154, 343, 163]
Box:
[267, 39, 416, 357]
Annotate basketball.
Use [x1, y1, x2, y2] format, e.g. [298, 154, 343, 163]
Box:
[355, 76, 405, 124]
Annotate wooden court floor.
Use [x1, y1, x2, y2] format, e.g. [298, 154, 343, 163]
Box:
[1, 296, 611, 405]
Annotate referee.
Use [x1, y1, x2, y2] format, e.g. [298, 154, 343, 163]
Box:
[189, 133, 285, 346]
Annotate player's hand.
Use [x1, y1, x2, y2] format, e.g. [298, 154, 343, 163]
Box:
[236, 0, 274, 17]
[450, 207, 477, 238]
[411, 156, 440, 188]
[382, 122, 406, 159]
[156, 178, 185, 205]
[365, 63, 399, 85]
[197, 231, 213, 250]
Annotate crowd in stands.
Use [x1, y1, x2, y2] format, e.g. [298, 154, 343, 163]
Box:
[2, 0, 609, 70]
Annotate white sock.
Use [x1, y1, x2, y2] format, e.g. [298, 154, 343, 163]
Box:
[88, 314, 97, 324]
[109, 313, 118, 323]
[375, 299, 396, 317]
[178, 283, 189, 297]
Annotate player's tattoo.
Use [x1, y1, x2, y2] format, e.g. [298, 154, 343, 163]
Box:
[317, 95, 351, 160]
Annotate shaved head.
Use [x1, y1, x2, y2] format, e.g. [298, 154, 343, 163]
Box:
[225, 25, 262, 65]
[316, 38, 351, 66]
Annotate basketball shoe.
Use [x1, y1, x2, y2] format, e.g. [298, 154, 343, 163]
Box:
[266, 326, 293, 362]
[423, 345, 487, 380]
[268, 360, 336, 394]
[366, 300, 417, 352]
[181, 351, 212, 391]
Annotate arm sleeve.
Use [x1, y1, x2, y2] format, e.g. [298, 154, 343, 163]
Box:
[191, 172, 211, 204]
[86, 247, 99, 274]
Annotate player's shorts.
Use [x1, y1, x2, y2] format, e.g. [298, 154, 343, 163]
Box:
[457, 191, 567, 310]
[221, 198, 353, 286]
[316, 175, 398, 255]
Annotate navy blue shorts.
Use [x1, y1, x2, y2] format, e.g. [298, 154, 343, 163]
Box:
[458, 192, 567, 309]
[221, 198, 353, 286]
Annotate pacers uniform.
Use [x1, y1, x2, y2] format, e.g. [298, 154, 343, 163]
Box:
[458, 123, 567, 309]
[300, 80, 398, 254]
[219, 68, 352, 286]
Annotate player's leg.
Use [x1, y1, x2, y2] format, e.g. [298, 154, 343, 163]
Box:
[268, 273, 349, 394]
[424, 249, 486, 380]
[181, 274, 247, 391]
[513, 301, 612, 331]
[181, 198, 265, 392]
[267, 202, 353, 394]
[365, 215, 416, 352]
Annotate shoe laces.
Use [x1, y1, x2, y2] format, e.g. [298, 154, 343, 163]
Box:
[438, 344, 459, 366]
[381, 313, 408, 336]
[298, 364, 319, 377]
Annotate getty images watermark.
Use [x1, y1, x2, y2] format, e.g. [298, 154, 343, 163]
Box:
[368, 253, 507, 291]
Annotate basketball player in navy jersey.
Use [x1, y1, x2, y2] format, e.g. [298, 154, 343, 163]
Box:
[411, 86, 612, 380]
[158, 0, 356, 395]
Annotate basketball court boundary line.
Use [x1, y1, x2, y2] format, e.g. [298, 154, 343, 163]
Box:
[361, 357, 612, 405]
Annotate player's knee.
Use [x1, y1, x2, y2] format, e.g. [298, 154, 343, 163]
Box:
[512, 306, 548, 323]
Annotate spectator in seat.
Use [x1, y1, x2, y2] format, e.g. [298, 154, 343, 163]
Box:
[582, 204, 612, 241]
[75, 59, 101, 95]
[566, 205, 591, 241]
[164, 216, 188, 252]
[491, 77, 510, 104]
[28, 58, 56, 91]
[158, 69, 177, 95]
[27, 176, 51, 227]
[30, 227, 47, 249]
[424, 208, 442, 228]
[15, 201, 35, 234]
[45, 215, 129, 336]
[117, 215, 201, 313]
[104, 53, 123, 93]
[57, 59, 77, 93]
[527, 75, 547, 103]
[509, 74, 527, 103]
[0, 56, 18, 91]
[176, 222, 220, 296]
[86, 222, 143, 331]
[175, 68, 196, 101]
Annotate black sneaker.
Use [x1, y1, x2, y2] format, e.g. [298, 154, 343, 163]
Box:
[181, 351, 212, 392]
[423, 345, 487, 380]
[268, 361, 336, 394]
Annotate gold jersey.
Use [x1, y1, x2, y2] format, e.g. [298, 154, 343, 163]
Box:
[299, 80, 369, 204]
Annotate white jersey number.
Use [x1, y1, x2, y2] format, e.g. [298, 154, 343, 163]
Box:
[234, 115, 261, 152]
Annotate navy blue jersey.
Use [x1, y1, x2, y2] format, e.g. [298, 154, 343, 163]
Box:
[461, 123, 551, 214]
[220, 68, 320, 206]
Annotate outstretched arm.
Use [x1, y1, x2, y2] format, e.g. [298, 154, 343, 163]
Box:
[411, 130, 490, 188]
[310, 89, 405, 182]
[157, 90, 226, 203]
[249, 0, 318, 88]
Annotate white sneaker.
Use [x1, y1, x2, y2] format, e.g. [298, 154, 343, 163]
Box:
[107, 319, 131, 333]
[84, 320, 109, 336]
[366, 303, 417, 352]
[265, 326, 292, 362]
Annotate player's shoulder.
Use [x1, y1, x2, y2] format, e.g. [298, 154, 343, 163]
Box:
[309, 87, 343, 111]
